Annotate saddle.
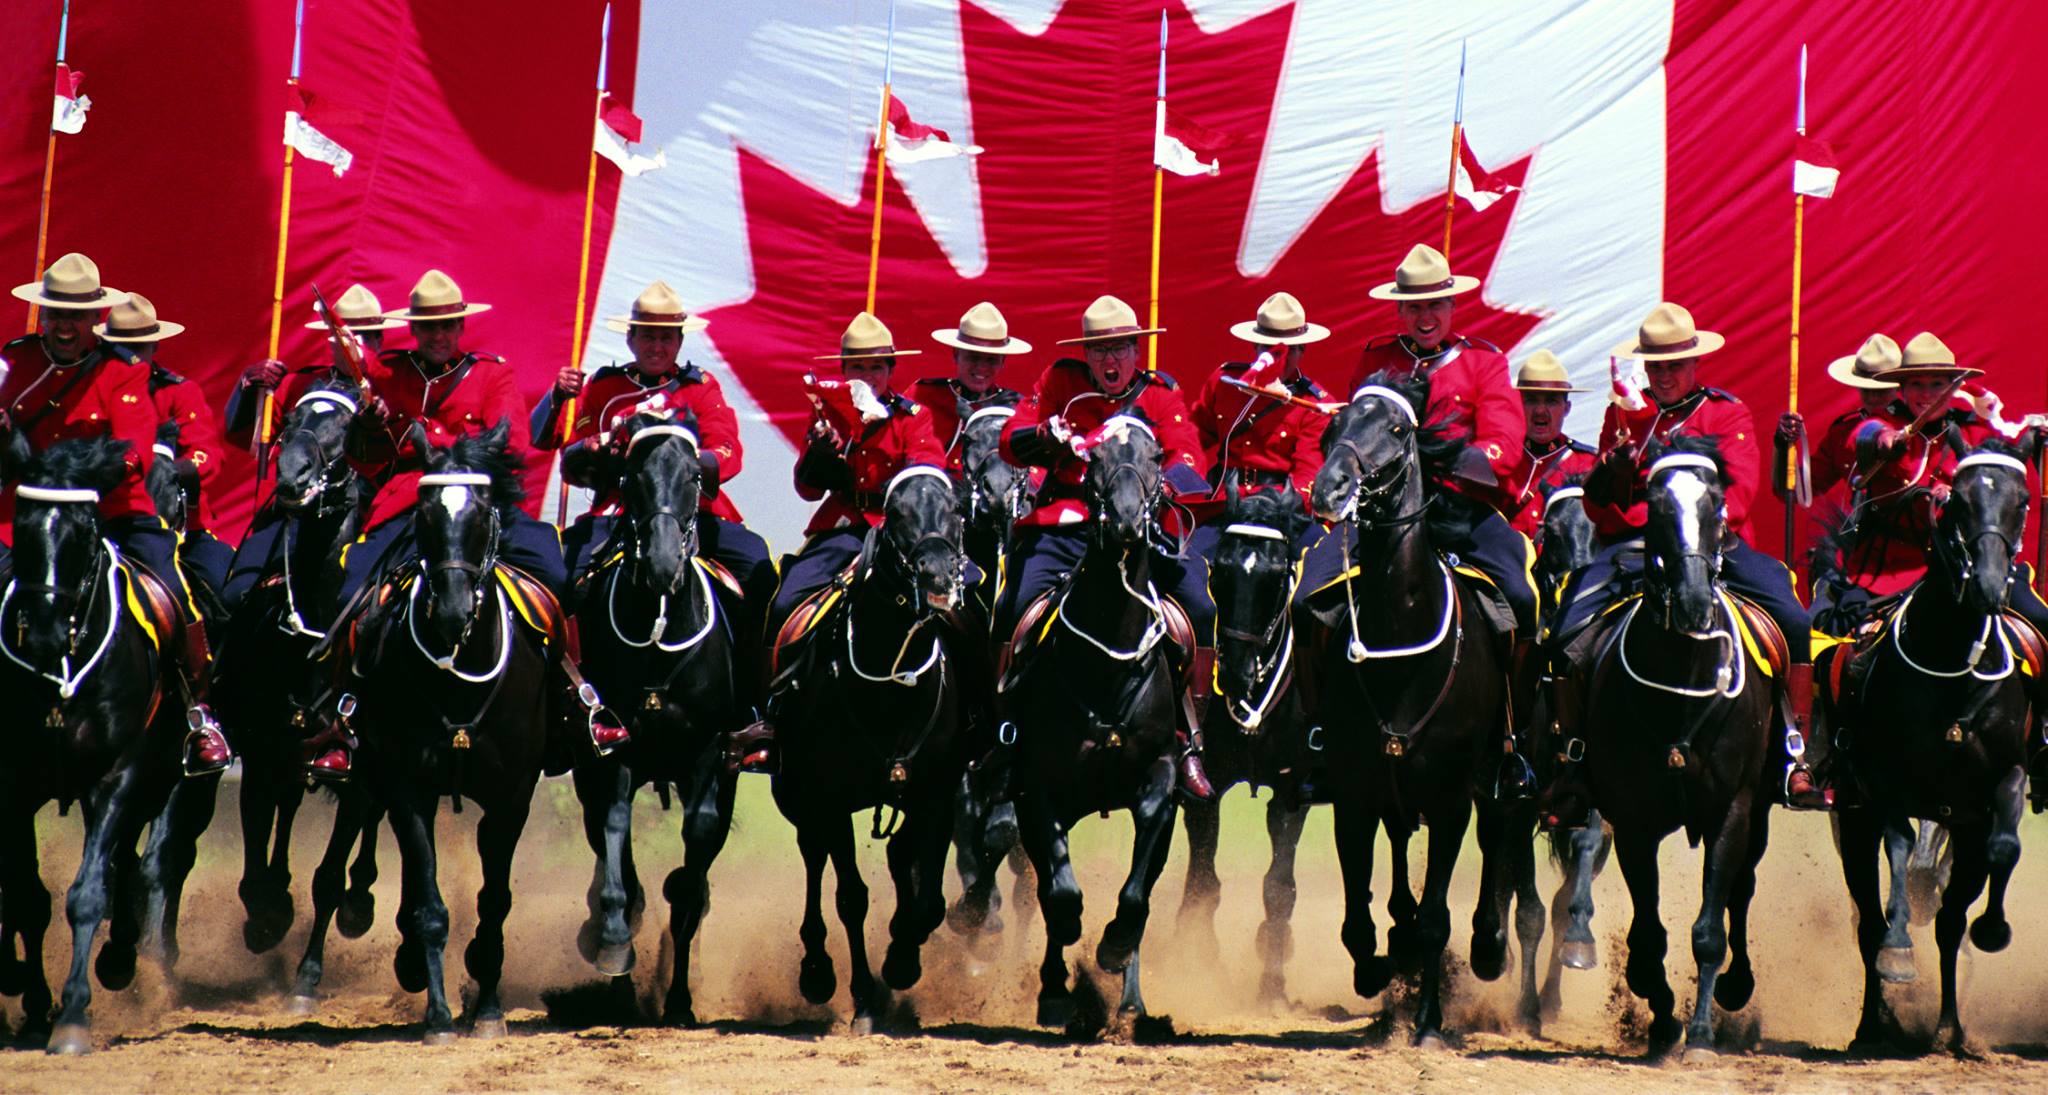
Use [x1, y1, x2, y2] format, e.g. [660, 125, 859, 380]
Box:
[1727, 593, 1790, 680]
[995, 581, 1195, 694]
[768, 557, 862, 679]
[494, 564, 570, 652]
[118, 560, 179, 658]
[1824, 599, 2047, 706]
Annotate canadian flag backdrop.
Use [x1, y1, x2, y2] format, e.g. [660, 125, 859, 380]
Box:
[2, 0, 2044, 558]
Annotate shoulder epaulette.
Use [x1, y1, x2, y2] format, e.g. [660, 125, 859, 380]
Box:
[469, 352, 506, 364]
[1219, 359, 1253, 371]
[377, 347, 409, 362]
[676, 362, 705, 385]
[3, 334, 37, 353]
[1701, 386, 1740, 402]
[912, 376, 953, 389]
[1143, 370, 1179, 391]
[1463, 336, 1503, 353]
[1363, 334, 1402, 351]
[1568, 438, 1597, 455]
[1830, 408, 1866, 426]
[588, 363, 629, 382]
[1287, 374, 1328, 399]
[150, 363, 188, 387]
[1052, 356, 1089, 372]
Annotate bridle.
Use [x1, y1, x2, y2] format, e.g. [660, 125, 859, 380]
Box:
[961, 409, 1024, 534]
[0, 486, 117, 698]
[1641, 454, 1724, 623]
[868, 466, 965, 616]
[1327, 386, 1429, 530]
[622, 423, 702, 589]
[415, 472, 504, 657]
[1930, 451, 2028, 605]
[278, 390, 360, 517]
[1215, 521, 1297, 729]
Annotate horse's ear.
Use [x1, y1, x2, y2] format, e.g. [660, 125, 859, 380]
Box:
[156, 418, 181, 446]
[407, 421, 436, 465]
[1945, 426, 1968, 461]
[483, 416, 511, 449]
[1224, 475, 1240, 510]
[93, 437, 134, 495]
[0, 427, 31, 481]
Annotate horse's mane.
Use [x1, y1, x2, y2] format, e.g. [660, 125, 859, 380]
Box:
[1540, 472, 1588, 499]
[29, 435, 132, 495]
[1971, 435, 2031, 463]
[304, 375, 363, 403]
[1350, 367, 1487, 543]
[446, 421, 526, 511]
[1642, 433, 1726, 482]
[1222, 483, 1310, 541]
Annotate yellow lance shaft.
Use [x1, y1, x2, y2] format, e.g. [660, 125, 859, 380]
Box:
[1441, 122, 1462, 261]
[1147, 164, 1163, 372]
[28, 128, 58, 336]
[557, 82, 605, 528]
[256, 82, 303, 475]
[864, 81, 891, 314]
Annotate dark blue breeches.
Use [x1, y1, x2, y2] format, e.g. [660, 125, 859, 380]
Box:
[992, 525, 1213, 644]
[1554, 536, 1812, 663]
[1294, 509, 1538, 635]
[336, 510, 567, 613]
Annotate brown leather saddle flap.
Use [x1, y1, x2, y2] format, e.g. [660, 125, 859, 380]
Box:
[121, 561, 182, 657]
[698, 557, 744, 601]
[2004, 611, 2047, 678]
[769, 557, 862, 678]
[997, 586, 1196, 693]
[496, 564, 567, 649]
[1729, 593, 1790, 679]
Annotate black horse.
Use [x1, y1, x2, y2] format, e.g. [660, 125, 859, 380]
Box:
[339, 420, 550, 1041]
[770, 465, 970, 1031]
[1304, 375, 1512, 1046]
[1001, 417, 1185, 1034]
[569, 408, 745, 1025]
[140, 380, 385, 982]
[1577, 436, 1773, 1058]
[1525, 477, 1614, 1027]
[1825, 437, 2035, 1054]
[948, 402, 1033, 939]
[1177, 483, 1320, 1004]
[0, 436, 185, 1053]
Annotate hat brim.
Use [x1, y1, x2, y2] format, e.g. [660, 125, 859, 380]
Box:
[812, 348, 923, 360]
[1055, 327, 1165, 346]
[94, 319, 186, 342]
[1608, 329, 1727, 361]
[1886, 365, 1984, 382]
[385, 302, 493, 321]
[1825, 354, 1899, 390]
[10, 284, 129, 311]
[932, 330, 1032, 354]
[1229, 320, 1331, 346]
[1367, 275, 1481, 302]
[305, 316, 407, 331]
[1514, 381, 1596, 394]
[605, 315, 711, 334]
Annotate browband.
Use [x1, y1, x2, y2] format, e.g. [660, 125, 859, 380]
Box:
[16, 485, 100, 503]
[1543, 485, 1585, 512]
[885, 464, 953, 499]
[1351, 384, 1419, 426]
[418, 472, 493, 488]
[628, 423, 698, 453]
[1647, 453, 1718, 477]
[295, 390, 361, 414]
[1099, 413, 1157, 442]
[964, 405, 1017, 428]
[1223, 523, 1287, 541]
[152, 444, 176, 460]
[1954, 452, 2029, 476]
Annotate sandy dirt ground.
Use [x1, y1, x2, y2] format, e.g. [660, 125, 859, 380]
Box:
[5, 777, 2048, 1092]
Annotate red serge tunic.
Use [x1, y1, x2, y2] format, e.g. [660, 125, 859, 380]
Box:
[1188, 360, 1329, 510]
[531, 363, 745, 522]
[1349, 335, 1524, 515]
[1812, 404, 1907, 498]
[1000, 359, 1209, 529]
[149, 364, 227, 533]
[793, 388, 946, 537]
[1504, 438, 1597, 539]
[907, 377, 1021, 476]
[1585, 387, 1760, 545]
[1838, 412, 1996, 596]
[350, 348, 533, 529]
[0, 335, 157, 530]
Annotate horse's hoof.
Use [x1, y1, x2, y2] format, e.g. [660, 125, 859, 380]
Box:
[592, 941, 637, 979]
[1352, 957, 1394, 999]
[1646, 1016, 1683, 1054]
[45, 1024, 91, 1055]
[94, 943, 138, 992]
[0, 956, 26, 996]
[1877, 947, 1917, 983]
[797, 955, 836, 1005]
[422, 1027, 458, 1047]
[1046, 904, 1083, 948]
[1970, 916, 2012, 954]
[469, 1016, 508, 1040]
[1095, 920, 1141, 974]
[1713, 967, 1755, 1012]
[984, 807, 1020, 855]
[946, 897, 988, 936]
[1558, 940, 1598, 971]
[285, 994, 320, 1017]
[1256, 973, 1288, 1007]
[1468, 932, 1508, 983]
[849, 1013, 875, 1037]
[663, 1003, 701, 1028]
[394, 942, 429, 995]
[1412, 1030, 1447, 1051]
[336, 891, 376, 940]
[242, 915, 289, 957]
[1035, 994, 1073, 1029]
[881, 944, 923, 991]
[1681, 1045, 1718, 1065]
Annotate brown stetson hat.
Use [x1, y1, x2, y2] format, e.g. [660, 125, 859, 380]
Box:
[11, 252, 128, 311]
[94, 293, 185, 342]
[932, 301, 1031, 355]
[1888, 331, 1983, 382]
[1055, 295, 1163, 346]
[385, 269, 492, 321]
[1608, 302, 1726, 361]
[815, 311, 922, 360]
[1825, 333, 1902, 390]
[1513, 349, 1593, 393]
[1367, 244, 1481, 302]
[605, 280, 710, 334]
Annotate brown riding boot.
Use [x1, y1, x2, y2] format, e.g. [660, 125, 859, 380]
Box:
[178, 618, 232, 777]
[303, 693, 360, 783]
[725, 643, 781, 773]
[1781, 662, 1833, 810]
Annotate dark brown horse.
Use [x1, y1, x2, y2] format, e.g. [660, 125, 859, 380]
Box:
[1303, 374, 1511, 1045]
[769, 465, 971, 1031]
[0, 436, 185, 1053]
[1578, 436, 1773, 1058]
[1825, 437, 2035, 1054]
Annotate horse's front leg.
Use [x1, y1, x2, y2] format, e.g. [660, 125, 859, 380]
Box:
[289, 787, 375, 1011]
[1836, 808, 1904, 1052]
[139, 773, 218, 974]
[1256, 798, 1308, 1006]
[338, 800, 385, 939]
[661, 757, 735, 1027]
[1874, 815, 1917, 981]
[793, 819, 836, 1007]
[464, 784, 533, 1039]
[1176, 794, 1222, 946]
[0, 807, 54, 1041]
[1333, 799, 1390, 999]
[1410, 792, 1472, 1047]
[48, 764, 145, 1054]
[1613, 827, 1679, 1054]
[948, 771, 1001, 934]
[1504, 801, 1548, 1033]
[1016, 793, 1074, 1028]
[236, 754, 293, 953]
[882, 808, 940, 991]
[1467, 797, 1510, 983]
[1098, 755, 1177, 980]
[386, 791, 454, 1043]
[1933, 819, 1993, 1056]
[1967, 766, 2025, 957]
[1679, 790, 1751, 1060]
[572, 758, 638, 977]
[824, 812, 882, 1033]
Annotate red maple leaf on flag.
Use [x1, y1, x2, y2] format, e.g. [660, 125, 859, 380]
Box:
[704, 1, 1539, 446]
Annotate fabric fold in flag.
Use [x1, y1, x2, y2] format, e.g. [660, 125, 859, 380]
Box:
[595, 96, 665, 176]
[1154, 101, 1222, 176]
[885, 93, 980, 164]
[51, 63, 90, 135]
[1453, 137, 1517, 210]
[1793, 134, 1839, 198]
[284, 88, 353, 177]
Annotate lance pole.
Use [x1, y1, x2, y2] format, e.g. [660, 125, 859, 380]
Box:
[1440, 39, 1466, 260]
[864, 0, 897, 313]
[1779, 44, 1814, 574]
[557, 2, 611, 527]
[255, 0, 310, 482]
[28, 0, 74, 335]
[1147, 11, 1167, 372]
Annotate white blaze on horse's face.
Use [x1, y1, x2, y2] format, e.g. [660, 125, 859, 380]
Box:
[435, 485, 471, 522]
[40, 509, 60, 591]
[1664, 470, 1710, 557]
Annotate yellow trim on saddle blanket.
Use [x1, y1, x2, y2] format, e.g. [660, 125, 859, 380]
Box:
[1599, 591, 1779, 679]
[492, 569, 546, 634]
[116, 563, 160, 652]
